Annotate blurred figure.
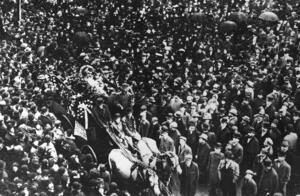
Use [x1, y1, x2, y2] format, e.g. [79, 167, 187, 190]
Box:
[241, 170, 257, 196]
[180, 154, 199, 196]
[208, 143, 224, 196]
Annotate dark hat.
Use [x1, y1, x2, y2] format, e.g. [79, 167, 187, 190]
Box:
[71, 181, 82, 190]
[179, 136, 187, 141]
[263, 158, 272, 167]
[233, 131, 241, 139]
[115, 113, 121, 118]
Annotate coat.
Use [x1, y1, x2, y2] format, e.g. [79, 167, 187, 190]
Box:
[274, 160, 291, 186]
[242, 136, 260, 168]
[159, 136, 175, 153]
[241, 176, 257, 196]
[231, 143, 243, 164]
[208, 151, 224, 185]
[138, 119, 150, 137]
[258, 168, 278, 196]
[180, 162, 199, 196]
[195, 142, 211, 172]
[177, 143, 192, 164]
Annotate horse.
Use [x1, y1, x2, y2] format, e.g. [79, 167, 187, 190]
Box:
[136, 137, 161, 169]
[136, 138, 182, 196]
[108, 149, 161, 195]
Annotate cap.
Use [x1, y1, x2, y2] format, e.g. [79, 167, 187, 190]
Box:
[179, 136, 187, 141]
[229, 108, 238, 116]
[184, 154, 193, 161]
[245, 169, 256, 176]
[199, 134, 208, 141]
[141, 105, 147, 110]
[115, 113, 121, 118]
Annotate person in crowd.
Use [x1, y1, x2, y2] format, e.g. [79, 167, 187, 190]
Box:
[218, 151, 239, 196]
[159, 126, 175, 153]
[274, 152, 291, 196]
[229, 131, 244, 165]
[208, 142, 224, 196]
[241, 170, 257, 196]
[258, 158, 279, 196]
[242, 127, 260, 171]
[177, 136, 192, 164]
[195, 133, 211, 185]
[180, 154, 199, 196]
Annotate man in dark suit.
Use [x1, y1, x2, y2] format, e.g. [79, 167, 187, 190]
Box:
[195, 133, 211, 184]
[274, 152, 291, 196]
[258, 158, 278, 196]
[241, 170, 257, 196]
[180, 154, 199, 196]
[242, 127, 260, 171]
[138, 112, 150, 137]
[177, 136, 192, 164]
[208, 143, 224, 196]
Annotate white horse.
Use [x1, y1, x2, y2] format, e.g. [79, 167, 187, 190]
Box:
[136, 137, 160, 169]
[108, 149, 161, 195]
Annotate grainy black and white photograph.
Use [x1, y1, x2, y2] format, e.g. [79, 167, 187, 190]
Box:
[0, 0, 300, 195]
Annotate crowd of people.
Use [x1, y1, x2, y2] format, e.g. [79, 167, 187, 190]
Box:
[0, 0, 300, 195]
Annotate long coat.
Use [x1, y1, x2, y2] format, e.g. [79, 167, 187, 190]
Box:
[195, 142, 211, 173]
[208, 151, 224, 185]
[241, 176, 257, 196]
[274, 160, 291, 187]
[242, 136, 260, 169]
[177, 143, 192, 164]
[258, 168, 278, 196]
[180, 162, 199, 196]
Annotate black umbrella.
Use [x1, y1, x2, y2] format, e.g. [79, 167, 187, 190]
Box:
[220, 21, 238, 33]
[228, 12, 248, 25]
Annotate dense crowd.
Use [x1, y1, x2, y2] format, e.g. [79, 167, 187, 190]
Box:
[0, 0, 300, 195]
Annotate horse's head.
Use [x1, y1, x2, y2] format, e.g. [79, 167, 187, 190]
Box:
[159, 151, 182, 174]
[145, 169, 161, 196]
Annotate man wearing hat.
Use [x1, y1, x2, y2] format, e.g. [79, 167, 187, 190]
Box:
[138, 112, 150, 137]
[274, 152, 291, 196]
[177, 136, 192, 164]
[180, 154, 199, 196]
[159, 126, 175, 153]
[195, 133, 211, 185]
[241, 170, 257, 196]
[258, 158, 279, 196]
[218, 151, 239, 196]
[240, 116, 252, 136]
[242, 127, 260, 171]
[230, 131, 244, 165]
[208, 142, 224, 196]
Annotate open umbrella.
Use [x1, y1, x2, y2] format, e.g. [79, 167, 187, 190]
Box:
[220, 21, 238, 33]
[259, 11, 279, 22]
[228, 12, 248, 24]
[74, 31, 91, 46]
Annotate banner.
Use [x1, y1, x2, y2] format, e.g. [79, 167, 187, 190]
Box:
[74, 120, 87, 141]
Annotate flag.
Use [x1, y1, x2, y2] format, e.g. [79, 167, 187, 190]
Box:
[74, 120, 87, 141]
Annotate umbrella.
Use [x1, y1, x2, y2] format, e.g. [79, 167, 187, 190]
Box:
[74, 31, 91, 46]
[220, 21, 238, 33]
[228, 12, 248, 24]
[259, 11, 279, 22]
[74, 7, 88, 16]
